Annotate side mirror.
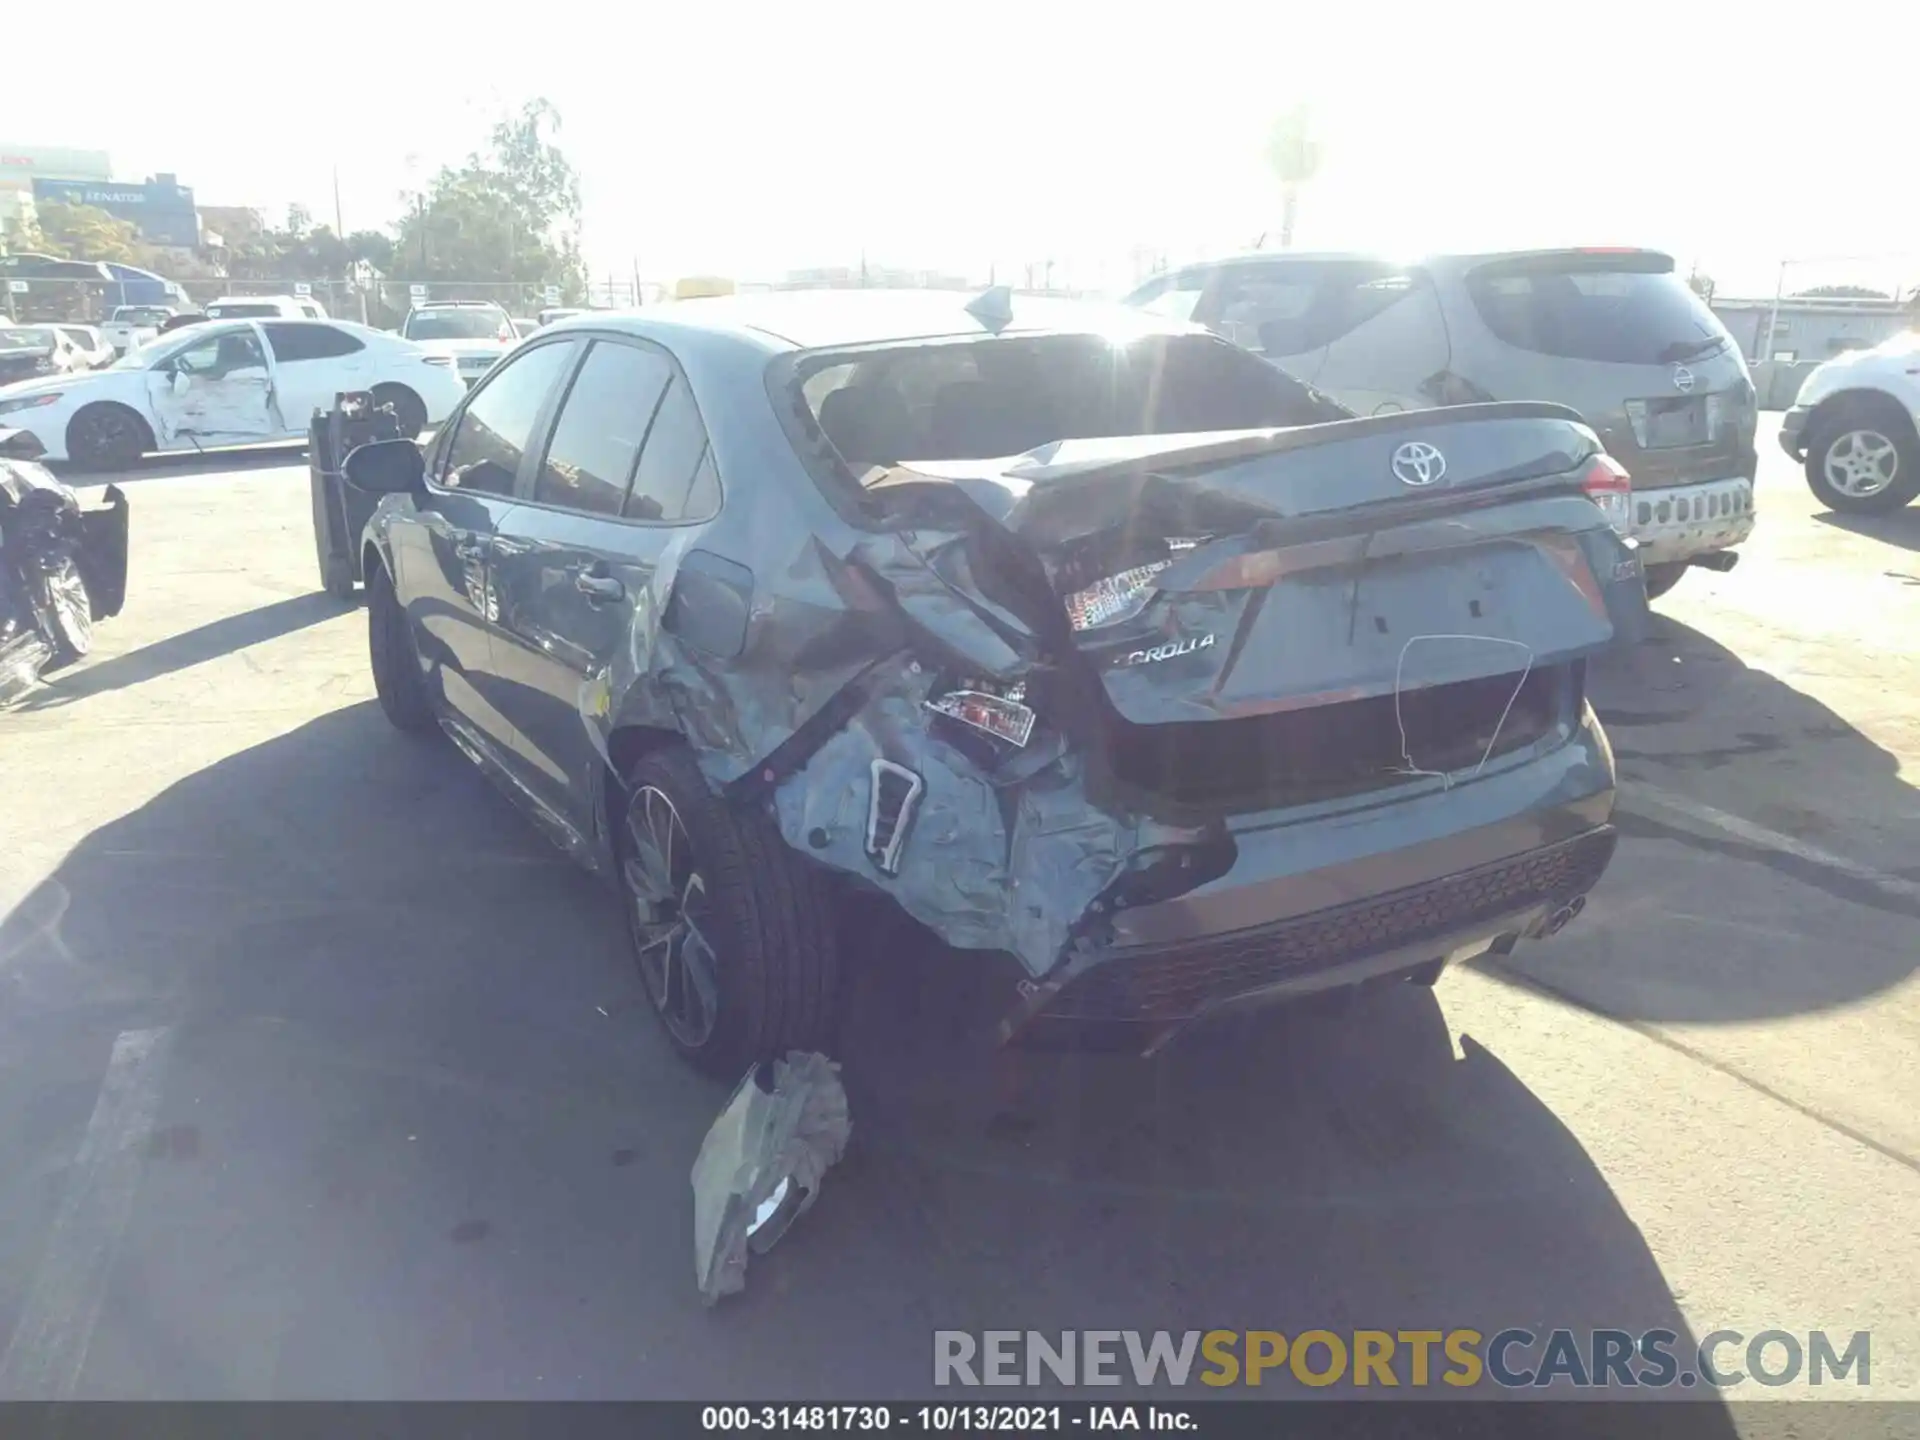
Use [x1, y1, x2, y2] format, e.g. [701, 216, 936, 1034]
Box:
[342, 438, 426, 496]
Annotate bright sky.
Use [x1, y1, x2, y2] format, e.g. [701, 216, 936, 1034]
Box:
[8, 0, 1918, 298]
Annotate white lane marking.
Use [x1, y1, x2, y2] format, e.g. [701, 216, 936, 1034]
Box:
[1624, 784, 1920, 903]
[0, 1027, 175, 1400]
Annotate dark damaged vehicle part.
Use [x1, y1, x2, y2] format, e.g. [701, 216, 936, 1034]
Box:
[0, 453, 128, 706]
[691, 1051, 852, 1304]
[309, 390, 405, 601]
[345, 291, 1647, 1074]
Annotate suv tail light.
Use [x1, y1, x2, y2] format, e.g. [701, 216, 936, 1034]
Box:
[497, 322, 514, 343]
[1581, 454, 1632, 535]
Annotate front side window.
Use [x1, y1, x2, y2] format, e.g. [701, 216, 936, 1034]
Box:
[170, 328, 267, 377]
[533, 340, 673, 517]
[263, 322, 365, 362]
[438, 341, 576, 497]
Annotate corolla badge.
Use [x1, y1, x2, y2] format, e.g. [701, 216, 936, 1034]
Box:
[1390, 441, 1447, 487]
[1672, 365, 1696, 393]
[1117, 633, 1216, 667]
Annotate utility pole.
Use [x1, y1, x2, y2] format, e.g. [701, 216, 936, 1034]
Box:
[1760, 259, 1787, 364]
[332, 166, 345, 238]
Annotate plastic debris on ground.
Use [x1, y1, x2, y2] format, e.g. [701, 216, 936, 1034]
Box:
[691, 1050, 851, 1304]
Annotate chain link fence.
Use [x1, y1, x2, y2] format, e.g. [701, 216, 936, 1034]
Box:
[1, 276, 650, 330]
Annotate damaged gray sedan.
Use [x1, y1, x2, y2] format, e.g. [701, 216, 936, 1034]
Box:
[340, 289, 1649, 1074]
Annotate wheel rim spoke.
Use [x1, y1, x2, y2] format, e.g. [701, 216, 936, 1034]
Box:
[623, 785, 718, 1046]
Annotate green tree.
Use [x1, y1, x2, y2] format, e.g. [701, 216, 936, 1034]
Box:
[34, 201, 145, 264]
[1265, 106, 1324, 250]
[1687, 270, 1716, 302]
[390, 97, 588, 301]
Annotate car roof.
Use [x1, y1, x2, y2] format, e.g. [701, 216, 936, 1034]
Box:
[411, 300, 507, 309]
[1159, 246, 1676, 274]
[542, 288, 1203, 356]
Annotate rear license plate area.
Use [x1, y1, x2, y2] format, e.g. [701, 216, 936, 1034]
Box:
[1632, 396, 1709, 449]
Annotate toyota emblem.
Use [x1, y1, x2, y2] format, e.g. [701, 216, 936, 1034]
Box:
[1391, 441, 1447, 487]
[1672, 365, 1696, 393]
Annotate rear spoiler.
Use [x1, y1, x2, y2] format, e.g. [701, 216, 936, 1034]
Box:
[1464, 248, 1675, 278]
[996, 401, 1592, 488]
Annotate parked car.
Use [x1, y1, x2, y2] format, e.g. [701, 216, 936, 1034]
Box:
[400, 301, 518, 387]
[0, 317, 465, 467]
[1124, 248, 1757, 599]
[158, 312, 209, 336]
[0, 457, 128, 705]
[0, 326, 90, 381]
[55, 325, 116, 370]
[339, 289, 1646, 1076]
[100, 305, 179, 356]
[203, 294, 328, 321]
[1778, 328, 1920, 513]
[511, 316, 542, 339]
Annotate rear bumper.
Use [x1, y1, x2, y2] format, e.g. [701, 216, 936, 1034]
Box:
[1627, 476, 1755, 566]
[1005, 709, 1618, 1043]
[1779, 406, 1812, 460]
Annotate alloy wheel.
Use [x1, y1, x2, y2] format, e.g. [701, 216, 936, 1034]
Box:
[43, 563, 92, 656]
[624, 784, 720, 1048]
[1822, 428, 1900, 499]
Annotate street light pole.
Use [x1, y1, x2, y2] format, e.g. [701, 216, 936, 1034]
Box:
[1760, 260, 1787, 364]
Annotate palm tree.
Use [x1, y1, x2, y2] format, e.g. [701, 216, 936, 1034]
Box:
[1265, 106, 1323, 250]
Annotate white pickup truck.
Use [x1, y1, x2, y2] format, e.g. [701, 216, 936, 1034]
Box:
[99, 305, 179, 357]
[1779, 329, 1920, 513]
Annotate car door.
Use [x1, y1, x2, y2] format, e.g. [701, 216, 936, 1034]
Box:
[386, 337, 580, 763]
[143, 322, 280, 446]
[261, 321, 371, 432]
[487, 336, 720, 832]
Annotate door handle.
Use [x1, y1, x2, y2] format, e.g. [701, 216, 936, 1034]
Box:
[575, 571, 625, 602]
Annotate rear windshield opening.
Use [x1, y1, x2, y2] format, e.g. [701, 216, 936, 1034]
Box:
[790, 333, 1350, 474]
[1466, 258, 1733, 366]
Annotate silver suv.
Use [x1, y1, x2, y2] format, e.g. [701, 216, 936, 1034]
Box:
[1124, 248, 1758, 598]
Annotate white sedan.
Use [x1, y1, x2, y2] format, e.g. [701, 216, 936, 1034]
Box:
[0, 318, 467, 468]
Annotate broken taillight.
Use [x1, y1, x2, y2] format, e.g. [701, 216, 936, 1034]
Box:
[1581, 454, 1633, 535]
[1063, 561, 1170, 631]
[925, 684, 1036, 747]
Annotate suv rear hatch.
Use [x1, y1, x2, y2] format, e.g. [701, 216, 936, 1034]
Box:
[1459, 250, 1756, 491]
[870, 403, 1646, 816]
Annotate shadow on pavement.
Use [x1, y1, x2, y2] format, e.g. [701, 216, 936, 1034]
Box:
[0, 704, 1730, 1417]
[15, 593, 344, 710]
[1505, 613, 1920, 1024]
[47, 445, 308, 487]
[1812, 505, 1920, 555]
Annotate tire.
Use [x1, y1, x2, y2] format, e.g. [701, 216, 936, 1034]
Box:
[1641, 562, 1687, 600]
[1803, 400, 1920, 514]
[618, 743, 838, 1077]
[65, 404, 153, 471]
[366, 564, 437, 734]
[34, 556, 93, 671]
[371, 384, 428, 442]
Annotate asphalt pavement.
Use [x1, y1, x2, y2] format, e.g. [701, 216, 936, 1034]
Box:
[0, 422, 1915, 1412]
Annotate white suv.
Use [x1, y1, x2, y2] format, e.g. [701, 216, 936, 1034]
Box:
[1779, 329, 1920, 513]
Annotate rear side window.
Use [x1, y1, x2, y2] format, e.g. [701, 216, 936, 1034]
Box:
[263, 323, 364, 362]
[1465, 257, 1733, 365]
[439, 341, 576, 497]
[627, 374, 720, 522]
[533, 340, 673, 517]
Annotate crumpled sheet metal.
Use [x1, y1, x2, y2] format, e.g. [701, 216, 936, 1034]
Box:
[691, 1051, 852, 1305]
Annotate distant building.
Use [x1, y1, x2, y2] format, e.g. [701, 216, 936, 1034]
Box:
[0, 143, 112, 241]
[31, 172, 200, 250]
[1712, 296, 1910, 364]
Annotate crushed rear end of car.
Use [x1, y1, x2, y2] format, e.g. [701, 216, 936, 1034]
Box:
[592, 324, 1647, 1054]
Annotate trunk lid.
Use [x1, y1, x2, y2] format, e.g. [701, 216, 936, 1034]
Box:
[875, 404, 1645, 808]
